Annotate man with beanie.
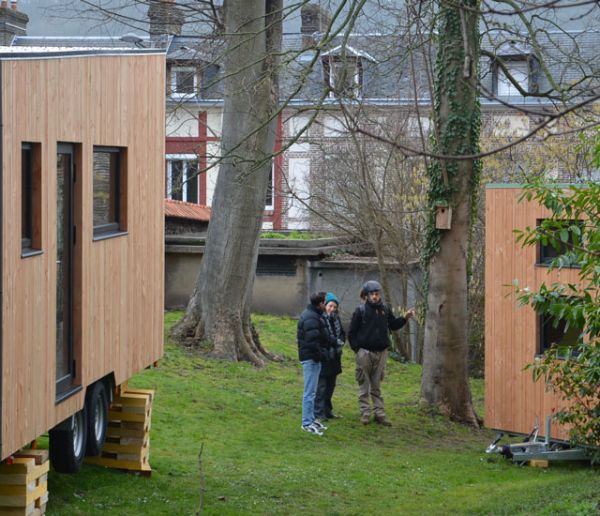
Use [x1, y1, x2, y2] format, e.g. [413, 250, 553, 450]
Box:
[348, 280, 415, 426]
[297, 291, 332, 435]
[314, 292, 345, 421]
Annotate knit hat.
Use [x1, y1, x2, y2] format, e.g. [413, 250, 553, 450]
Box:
[325, 292, 339, 306]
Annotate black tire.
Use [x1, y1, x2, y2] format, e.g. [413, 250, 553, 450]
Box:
[85, 381, 109, 456]
[49, 407, 88, 474]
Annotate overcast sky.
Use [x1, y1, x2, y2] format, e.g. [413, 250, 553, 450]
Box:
[19, 0, 596, 38]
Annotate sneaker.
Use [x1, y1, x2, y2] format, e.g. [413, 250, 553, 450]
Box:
[312, 419, 328, 431]
[301, 423, 323, 436]
[374, 416, 392, 427]
[360, 414, 371, 425]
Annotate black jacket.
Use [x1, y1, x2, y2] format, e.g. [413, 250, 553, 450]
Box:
[297, 304, 331, 362]
[348, 301, 407, 352]
[320, 313, 345, 377]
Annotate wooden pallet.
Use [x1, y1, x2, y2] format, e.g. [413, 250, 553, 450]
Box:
[85, 388, 154, 475]
[0, 450, 49, 515]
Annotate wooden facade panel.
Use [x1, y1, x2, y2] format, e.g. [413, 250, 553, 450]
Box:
[485, 187, 580, 440]
[1, 53, 164, 459]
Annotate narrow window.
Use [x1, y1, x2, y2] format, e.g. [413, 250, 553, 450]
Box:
[93, 147, 126, 238]
[21, 142, 42, 255]
[265, 163, 274, 210]
[166, 155, 199, 204]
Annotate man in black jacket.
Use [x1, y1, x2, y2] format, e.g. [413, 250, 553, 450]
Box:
[348, 280, 415, 426]
[297, 291, 332, 435]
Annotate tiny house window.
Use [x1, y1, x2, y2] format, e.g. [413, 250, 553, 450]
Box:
[538, 312, 583, 356]
[166, 155, 199, 204]
[93, 147, 126, 238]
[171, 66, 198, 97]
[537, 219, 581, 267]
[21, 142, 42, 256]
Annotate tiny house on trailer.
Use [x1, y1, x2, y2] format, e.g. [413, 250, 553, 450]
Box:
[485, 185, 581, 441]
[0, 46, 165, 472]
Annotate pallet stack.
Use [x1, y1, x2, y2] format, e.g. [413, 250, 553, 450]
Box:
[0, 449, 49, 515]
[85, 387, 154, 475]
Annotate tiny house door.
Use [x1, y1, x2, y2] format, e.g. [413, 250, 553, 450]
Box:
[56, 144, 75, 397]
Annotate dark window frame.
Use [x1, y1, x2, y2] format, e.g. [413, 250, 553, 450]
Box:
[538, 310, 583, 357]
[536, 218, 582, 268]
[21, 142, 43, 257]
[93, 146, 126, 239]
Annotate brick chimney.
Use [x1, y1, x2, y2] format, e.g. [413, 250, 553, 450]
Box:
[0, 0, 28, 45]
[147, 0, 184, 37]
[301, 3, 330, 48]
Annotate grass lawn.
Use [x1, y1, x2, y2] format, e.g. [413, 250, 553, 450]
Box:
[47, 312, 599, 515]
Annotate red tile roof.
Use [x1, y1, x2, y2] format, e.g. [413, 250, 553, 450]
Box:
[165, 199, 211, 222]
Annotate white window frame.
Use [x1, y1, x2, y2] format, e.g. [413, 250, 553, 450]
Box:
[170, 66, 198, 98]
[325, 57, 362, 99]
[265, 161, 275, 211]
[166, 154, 200, 203]
[497, 61, 528, 97]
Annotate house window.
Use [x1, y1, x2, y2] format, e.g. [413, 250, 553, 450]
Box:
[323, 57, 362, 98]
[170, 66, 198, 97]
[537, 219, 582, 267]
[167, 155, 199, 204]
[265, 163, 274, 210]
[22, 142, 42, 255]
[93, 147, 125, 237]
[538, 312, 583, 355]
[496, 60, 528, 96]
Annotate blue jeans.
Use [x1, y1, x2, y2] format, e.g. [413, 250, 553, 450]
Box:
[301, 359, 322, 426]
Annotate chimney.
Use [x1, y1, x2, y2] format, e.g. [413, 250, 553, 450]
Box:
[0, 0, 27, 45]
[147, 0, 184, 37]
[301, 3, 330, 49]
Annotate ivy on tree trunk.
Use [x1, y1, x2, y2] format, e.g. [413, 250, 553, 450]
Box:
[420, 0, 482, 426]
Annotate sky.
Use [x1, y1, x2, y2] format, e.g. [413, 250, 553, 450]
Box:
[19, 0, 597, 38]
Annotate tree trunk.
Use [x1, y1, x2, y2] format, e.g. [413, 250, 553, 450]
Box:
[171, 0, 282, 365]
[420, 0, 481, 426]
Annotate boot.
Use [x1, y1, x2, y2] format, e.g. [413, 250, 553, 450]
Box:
[374, 415, 392, 427]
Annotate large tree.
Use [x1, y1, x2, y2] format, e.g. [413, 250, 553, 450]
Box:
[419, 0, 482, 425]
[171, 0, 282, 365]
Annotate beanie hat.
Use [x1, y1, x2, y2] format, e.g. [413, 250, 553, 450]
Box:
[363, 280, 382, 293]
[325, 292, 339, 306]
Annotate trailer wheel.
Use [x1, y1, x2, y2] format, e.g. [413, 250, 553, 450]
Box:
[49, 407, 88, 474]
[85, 381, 109, 456]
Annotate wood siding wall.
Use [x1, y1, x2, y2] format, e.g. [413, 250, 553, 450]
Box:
[1, 54, 165, 459]
[484, 187, 579, 440]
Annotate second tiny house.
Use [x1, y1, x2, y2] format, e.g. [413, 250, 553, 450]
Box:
[485, 185, 583, 441]
[0, 46, 165, 472]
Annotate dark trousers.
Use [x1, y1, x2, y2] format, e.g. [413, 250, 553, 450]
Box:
[314, 374, 337, 419]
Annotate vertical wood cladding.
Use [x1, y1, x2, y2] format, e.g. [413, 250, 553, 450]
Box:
[484, 187, 580, 440]
[1, 53, 165, 459]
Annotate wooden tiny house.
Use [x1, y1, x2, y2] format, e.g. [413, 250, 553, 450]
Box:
[0, 47, 165, 469]
[485, 185, 580, 441]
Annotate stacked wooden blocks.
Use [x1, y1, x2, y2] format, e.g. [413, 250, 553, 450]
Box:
[85, 387, 154, 475]
[0, 449, 49, 515]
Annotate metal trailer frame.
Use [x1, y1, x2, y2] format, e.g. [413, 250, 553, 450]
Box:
[486, 416, 592, 463]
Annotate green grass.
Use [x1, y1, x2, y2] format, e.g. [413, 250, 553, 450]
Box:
[46, 313, 599, 515]
[260, 230, 327, 240]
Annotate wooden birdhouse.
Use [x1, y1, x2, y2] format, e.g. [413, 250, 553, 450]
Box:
[435, 204, 452, 230]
